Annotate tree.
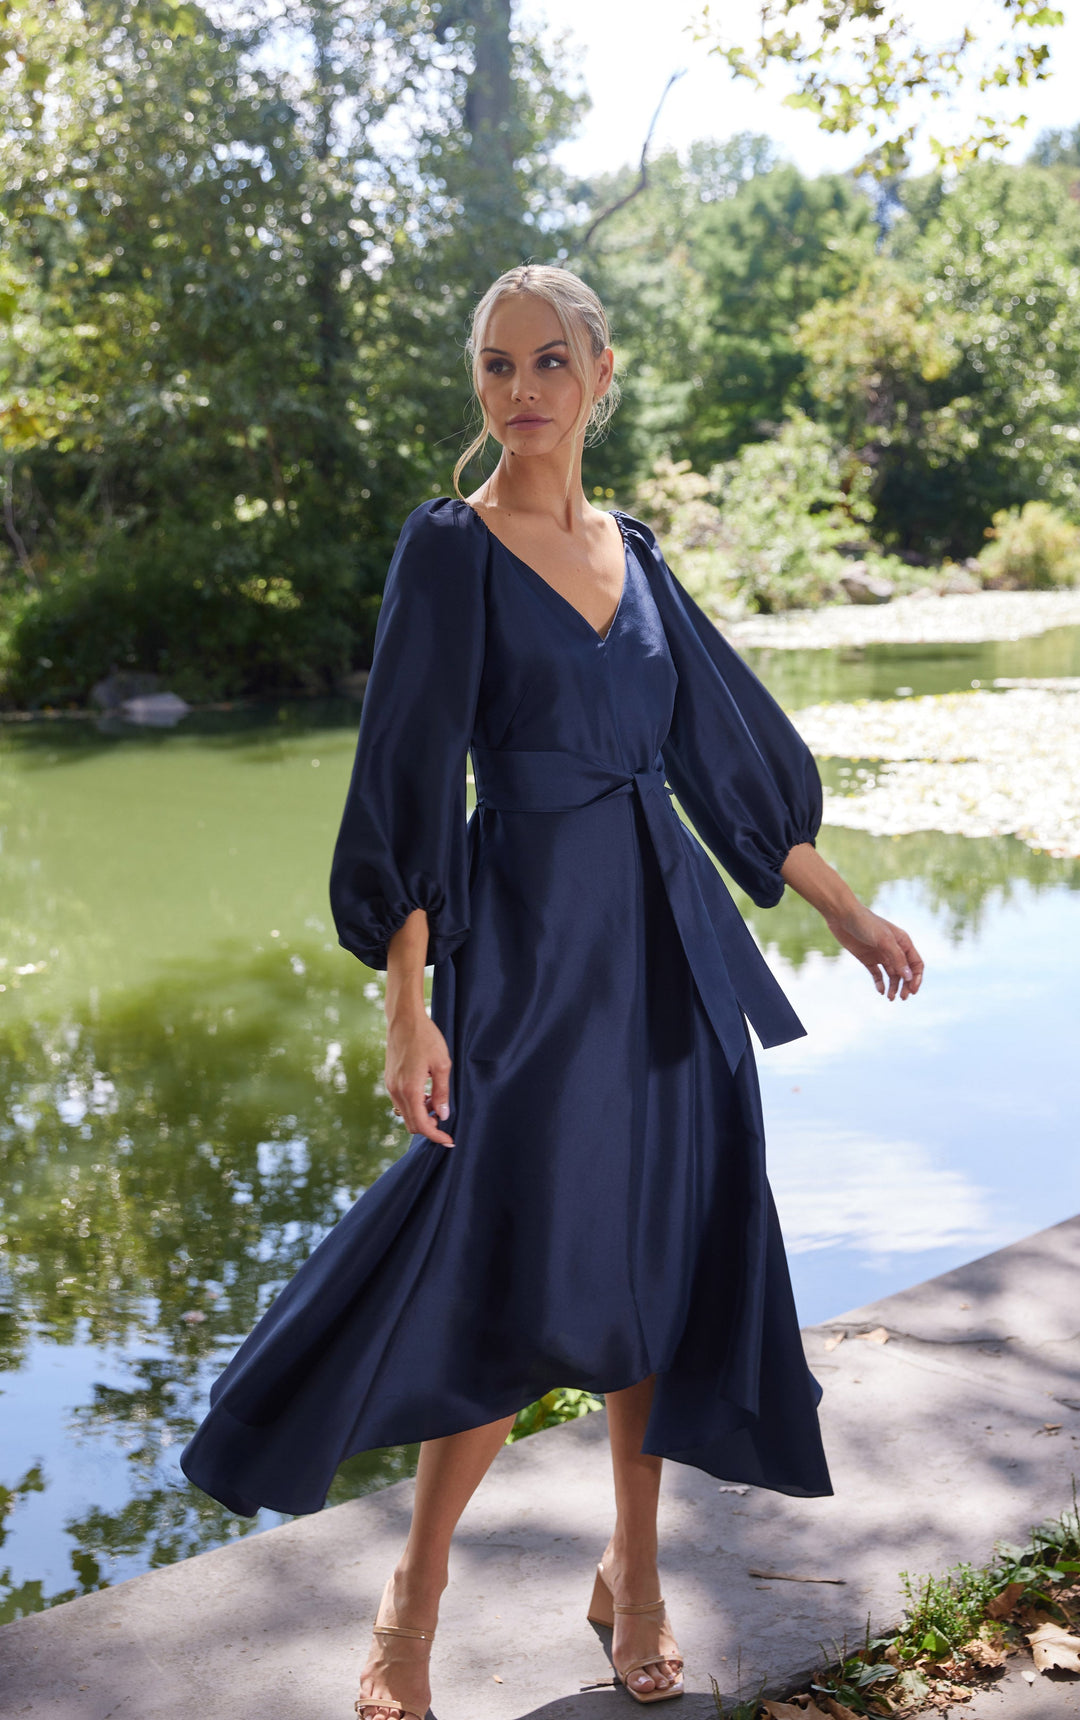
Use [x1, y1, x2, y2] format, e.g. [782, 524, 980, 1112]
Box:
[796, 264, 966, 550]
[680, 163, 876, 466]
[0, 0, 582, 702]
[692, 0, 1066, 175]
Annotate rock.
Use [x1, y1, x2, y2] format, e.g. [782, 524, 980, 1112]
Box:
[90, 670, 162, 711]
[120, 692, 191, 727]
[839, 563, 895, 605]
[941, 565, 981, 595]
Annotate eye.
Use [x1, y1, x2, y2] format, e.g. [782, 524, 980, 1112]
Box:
[483, 358, 510, 375]
[537, 353, 567, 369]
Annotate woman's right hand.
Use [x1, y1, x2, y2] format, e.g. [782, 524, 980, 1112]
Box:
[385, 1009, 455, 1146]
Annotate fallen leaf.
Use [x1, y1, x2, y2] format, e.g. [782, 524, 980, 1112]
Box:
[1028, 1621, 1080, 1672]
[986, 1581, 1026, 1619]
[823, 1331, 847, 1352]
[748, 1569, 847, 1585]
[962, 1638, 1007, 1667]
[856, 1326, 889, 1344]
[760, 1702, 809, 1718]
[1022, 1669, 1037, 1684]
[492, 1674, 503, 1683]
[820, 1698, 862, 1720]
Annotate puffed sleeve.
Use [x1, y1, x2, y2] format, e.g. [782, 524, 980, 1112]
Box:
[625, 515, 822, 909]
[330, 500, 486, 969]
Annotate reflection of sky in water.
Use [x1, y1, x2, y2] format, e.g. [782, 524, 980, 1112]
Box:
[760, 878, 1080, 1324]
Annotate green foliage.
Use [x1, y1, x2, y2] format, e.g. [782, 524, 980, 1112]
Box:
[753, 1492, 1080, 1717]
[682, 165, 877, 465]
[0, 0, 582, 704]
[978, 500, 1080, 588]
[884, 161, 1080, 551]
[506, 1387, 602, 1443]
[5, 520, 381, 706]
[635, 415, 876, 615]
[694, 0, 1065, 176]
[899, 1564, 999, 1655]
[5, 1, 1080, 698]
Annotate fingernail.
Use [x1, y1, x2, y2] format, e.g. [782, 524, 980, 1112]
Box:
[903, 966, 913, 981]
[437, 1102, 449, 1121]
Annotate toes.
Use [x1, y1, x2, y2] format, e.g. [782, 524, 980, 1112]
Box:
[630, 1671, 658, 1693]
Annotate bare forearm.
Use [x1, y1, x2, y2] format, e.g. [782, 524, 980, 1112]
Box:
[385, 907, 430, 1025]
[779, 841, 857, 919]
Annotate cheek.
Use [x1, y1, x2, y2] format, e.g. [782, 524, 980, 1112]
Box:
[550, 370, 584, 417]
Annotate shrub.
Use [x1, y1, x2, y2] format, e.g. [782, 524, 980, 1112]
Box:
[631, 414, 881, 614]
[977, 500, 1080, 589]
[1, 516, 382, 708]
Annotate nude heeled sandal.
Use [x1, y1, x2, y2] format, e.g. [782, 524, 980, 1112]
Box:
[355, 1580, 435, 1720]
[587, 1564, 684, 1704]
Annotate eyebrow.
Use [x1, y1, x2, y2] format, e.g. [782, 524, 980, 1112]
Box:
[479, 338, 569, 356]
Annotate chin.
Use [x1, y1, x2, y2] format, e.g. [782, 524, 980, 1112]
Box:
[504, 429, 566, 457]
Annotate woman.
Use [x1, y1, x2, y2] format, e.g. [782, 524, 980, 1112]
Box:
[181, 265, 923, 1718]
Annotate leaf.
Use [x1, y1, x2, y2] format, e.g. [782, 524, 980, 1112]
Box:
[823, 1330, 846, 1351]
[1028, 1620, 1080, 1672]
[987, 1581, 1026, 1618]
[919, 1626, 953, 1656]
[857, 1326, 890, 1344]
[820, 1698, 862, 1720]
[893, 1668, 931, 1705]
[761, 1702, 810, 1718]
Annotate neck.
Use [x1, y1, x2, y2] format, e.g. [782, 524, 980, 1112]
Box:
[479, 444, 590, 531]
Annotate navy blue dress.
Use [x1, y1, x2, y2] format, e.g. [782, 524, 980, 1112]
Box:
[180, 499, 833, 1517]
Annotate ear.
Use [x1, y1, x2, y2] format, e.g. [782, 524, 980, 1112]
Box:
[593, 345, 615, 400]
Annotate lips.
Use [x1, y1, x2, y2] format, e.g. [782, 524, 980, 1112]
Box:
[507, 414, 550, 426]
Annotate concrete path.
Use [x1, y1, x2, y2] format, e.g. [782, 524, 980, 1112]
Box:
[3, 1217, 1079, 1720]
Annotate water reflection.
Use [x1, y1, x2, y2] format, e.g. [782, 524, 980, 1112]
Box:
[734, 818, 1080, 963]
[0, 941, 418, 1619]
[742, 621, 1080, 708]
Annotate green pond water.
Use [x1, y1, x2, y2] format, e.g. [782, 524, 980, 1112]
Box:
[3, 628, 1080, 1621]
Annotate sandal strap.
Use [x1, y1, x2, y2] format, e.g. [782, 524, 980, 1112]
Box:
[373, 1622, 435, 1642]
[613, 1597, 666, 1615]
[618, 1655, 684, 1682]
[355, 1704, 427, 1720]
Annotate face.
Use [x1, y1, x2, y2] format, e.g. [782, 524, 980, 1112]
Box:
[474, 293, 613, 460]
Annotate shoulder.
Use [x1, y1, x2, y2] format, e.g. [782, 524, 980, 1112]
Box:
[386, 498, 488, 598]
[397, 496, 486, 548]
[612, 509, 667, 570]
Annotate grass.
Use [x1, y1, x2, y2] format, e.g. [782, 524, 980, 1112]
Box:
[712, 1486, 1080, 1718]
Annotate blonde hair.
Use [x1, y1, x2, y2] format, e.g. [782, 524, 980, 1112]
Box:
[452, 265, 620, 498]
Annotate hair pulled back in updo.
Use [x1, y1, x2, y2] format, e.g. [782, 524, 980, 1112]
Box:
[452, 264, 620, 498]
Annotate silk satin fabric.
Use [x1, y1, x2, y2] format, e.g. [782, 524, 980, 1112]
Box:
[180, 499, 833, 1517]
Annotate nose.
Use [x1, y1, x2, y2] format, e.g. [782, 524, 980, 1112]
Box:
[511, 373, 538, 402]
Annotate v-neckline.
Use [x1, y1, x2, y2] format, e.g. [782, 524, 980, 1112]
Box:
[464, 501, 630, 646]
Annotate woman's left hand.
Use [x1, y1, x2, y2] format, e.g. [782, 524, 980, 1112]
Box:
[824, 900, 924, 1001]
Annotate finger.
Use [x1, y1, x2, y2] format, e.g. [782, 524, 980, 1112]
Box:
[894, 929, 925, 996]
[888, 922, 920, 987]
[861, 957, 886, 995]
[401, 1084, 454, 1146]
[427, 1057, 452, 1123]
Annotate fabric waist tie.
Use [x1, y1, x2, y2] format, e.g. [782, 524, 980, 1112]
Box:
[470, 746, 803, 1075]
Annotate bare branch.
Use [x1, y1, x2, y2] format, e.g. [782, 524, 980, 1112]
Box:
[1, 458, 36, 585]
[581, 69, 686, 249]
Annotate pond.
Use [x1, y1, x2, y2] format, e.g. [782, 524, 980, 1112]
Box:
[2, 629, 1079, 1621]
